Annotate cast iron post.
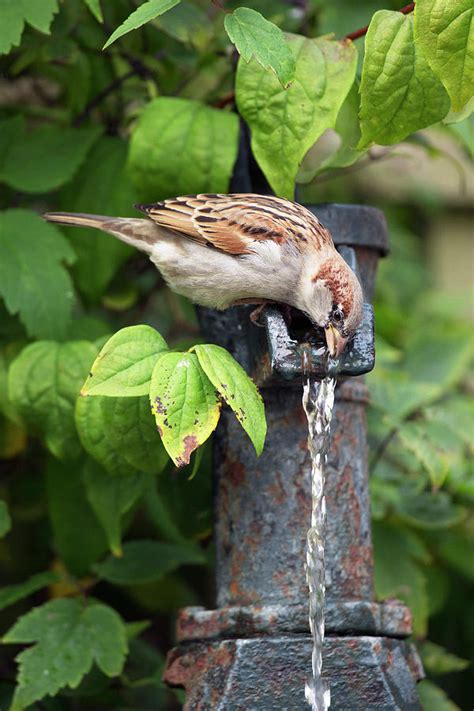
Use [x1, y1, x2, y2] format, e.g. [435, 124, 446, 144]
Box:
[164, 204, 423, 709]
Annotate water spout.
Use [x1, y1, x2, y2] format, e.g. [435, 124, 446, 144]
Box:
[302, 351, 336, 711]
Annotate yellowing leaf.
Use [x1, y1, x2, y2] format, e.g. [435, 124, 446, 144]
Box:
[149, 352, 221, 466]
[194, 344, 266, 455]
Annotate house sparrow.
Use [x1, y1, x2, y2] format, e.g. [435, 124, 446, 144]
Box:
[43, 193, 363, 356]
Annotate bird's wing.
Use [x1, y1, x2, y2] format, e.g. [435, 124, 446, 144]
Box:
[135, 193, 332, 255]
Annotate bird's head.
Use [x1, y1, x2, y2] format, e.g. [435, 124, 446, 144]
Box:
[299, 254, 363, 357]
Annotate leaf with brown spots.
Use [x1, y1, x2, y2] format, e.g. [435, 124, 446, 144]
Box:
[149, 352, 221, 467]
[194, 344, 266, 455]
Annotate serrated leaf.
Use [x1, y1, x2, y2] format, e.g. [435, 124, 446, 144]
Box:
[373, 521, 429, 635]
[414, 0, 473, 112]
[0, 124, 100, 193]
[149, 352, 221, 467]
[9, 340, 97, 459]
[83, 0, 103, 22]
[0, 0, 59, 55]
[83, 459, 149, 556]
[103, 0, 181, 49]
[81, 325, 168, 397]
[76, 397, 137, 475]
[0, 572, 59, 612]
[0, 210, 76, 340]
[127, 97, 239, 202]
[224, 8, 295, 88]
[396, 491, 465, 530]
[398, 422, 451, 488]
[94, 539, 205, 585]
[3, 598, 127, 710]
[194, 344, 266, 455]
[419, 641, 469, 676]
[59, 137, 136, 303]
[368, 368, 441, 423]
[46, 457, 108, 576]
[358, 11, 450, 148]
[236, 33, 357, 198]
[418, 680, 461, 711]
[0, 500, 11, 537]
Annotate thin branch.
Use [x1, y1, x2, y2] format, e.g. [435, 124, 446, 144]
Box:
[214, 90, 235, 109]
[345, 2, 415, 41]
[73, 69, 135, 126]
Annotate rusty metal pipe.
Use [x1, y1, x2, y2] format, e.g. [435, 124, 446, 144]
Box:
[164, 204, 423, 709]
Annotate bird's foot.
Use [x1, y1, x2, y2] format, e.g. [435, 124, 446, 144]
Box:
[230, 299, 270, 327]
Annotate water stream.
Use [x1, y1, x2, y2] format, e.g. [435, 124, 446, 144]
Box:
[302, 352, 337, 711]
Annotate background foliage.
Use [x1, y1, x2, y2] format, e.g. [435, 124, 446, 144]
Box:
[0, 0, 472, 709]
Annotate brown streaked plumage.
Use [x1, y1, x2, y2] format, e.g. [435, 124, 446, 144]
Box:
[43, 193, 363, 356]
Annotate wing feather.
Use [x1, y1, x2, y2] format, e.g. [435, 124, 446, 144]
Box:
[135, 194, 332, 255]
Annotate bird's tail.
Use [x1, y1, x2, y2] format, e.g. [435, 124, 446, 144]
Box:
[42, 212, 159, 254]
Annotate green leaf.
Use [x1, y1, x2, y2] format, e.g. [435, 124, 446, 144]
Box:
[154, 1, 208, 46]
[150, 352, 221, 467]
[0, 0, 59, 55]
[3, 598, 127, 710]
[103, 0, 181, 49]
[358, 11, 450, 148]
[94, 539, 205, 585]
[83, 459, 149, 556]
[0, 500, 11, 537]
[418, 680, 461, 711]
[194, 344, 266, 455]
[396, 491, 466, 530]
[59, 137, 136, 303]
[419, 641, 469, 675]
[298, 81, 364, 181]
[373, 521, 430, 636]
[0, 124, 100, 193]
[368, 369, 441, 423]
[81, 325, 168, 397]
[0, 210, 76, 340]
[397, 422, 451, 488]
[403, 323, 474, 390]
[9, 340, 97, 459]
[75, 397, 137, 475]
[83, 0, 103, 22]
[224, 8, 295, 88]
[99, 396, 170, 474]
[414, 0, 474, 112]
[0, 572, 59, 612]
[236, 33, 357, 198]
[46, 457, 108, 576]
[435, 529, 474, 582]
[127, 97, 239, 202]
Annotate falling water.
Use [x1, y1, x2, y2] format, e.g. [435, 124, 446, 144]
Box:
[302, 351, 336, 711]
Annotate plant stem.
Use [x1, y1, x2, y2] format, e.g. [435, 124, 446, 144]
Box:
[345, 2, 415, 41]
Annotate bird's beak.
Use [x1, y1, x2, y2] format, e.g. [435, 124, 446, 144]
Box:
[324, 324, 348, 357]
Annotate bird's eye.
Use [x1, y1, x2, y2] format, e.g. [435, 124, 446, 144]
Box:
[332, 308, 343, 324]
